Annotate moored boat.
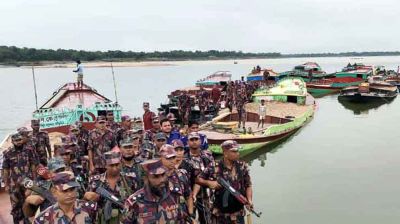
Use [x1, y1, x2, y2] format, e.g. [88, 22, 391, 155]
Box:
[246, 67, 279, 86]
[335, 63, 373, 79]
[201, 77, 316, 156]
[306, 77, 364, 97]
[195, 71, 231, 87]
[338, 82, 398, 103]
[279, 62, 331, 81]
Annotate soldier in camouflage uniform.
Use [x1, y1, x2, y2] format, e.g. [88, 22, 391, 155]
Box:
[2, 132, 38, 224]
[120, 137, 144, 193]
[144, 115, 161, 142]
[153, 132, 167, 158]
[34, 171, 97, 224]
[76, 121, 90, 146]
[23, 157, 66, 218]
[69, 124, 88, 164]
[122, 159, 189, 224]
[106, 111, 120, 132]
[235, 87, 247, 129]
[31, 119, 52, 165]
[58, 145, 80, 177]
[197, 140, 253, 224]
[88, 115, 116, 175]
[116, 115, 133, 147]
[84, 151, 131, 223]
[179, 132, 214, 224]
[178, 91, 191, 125]
[139, 140, 156, 160]
[159, 144, 194, 219]
[197, 86, 209, 121]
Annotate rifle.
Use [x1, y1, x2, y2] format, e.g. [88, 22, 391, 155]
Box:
[95, 186, 124, 208]
[22, 177, 56, 204]
[217, 178, 262, 217]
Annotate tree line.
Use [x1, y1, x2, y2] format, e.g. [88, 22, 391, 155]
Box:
[1, 45, 400, 64]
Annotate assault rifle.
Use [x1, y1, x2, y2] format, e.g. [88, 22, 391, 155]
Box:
[23, 177, 56, 204]
[95, 186, 124, 208]
[217, 177, 262, 217]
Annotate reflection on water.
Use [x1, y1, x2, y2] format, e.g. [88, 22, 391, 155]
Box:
[338, 96, 394, 115]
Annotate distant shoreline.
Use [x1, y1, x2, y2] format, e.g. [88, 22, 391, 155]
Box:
[1, 55, 400, 69]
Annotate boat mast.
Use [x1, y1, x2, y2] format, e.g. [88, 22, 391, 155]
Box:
[110, 61, 119, 104]
[31, 65, 39, 110]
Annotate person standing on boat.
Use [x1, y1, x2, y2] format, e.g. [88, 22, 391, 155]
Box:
[258, 99, 267, 128]
[211, 84, 221, 112]
[197, 86, 209, 121]
[196, 140, 253, 224]
[73, 60, 84, 89]
[236, 88, 247, 130]
[263, 70, 270, 86]
[142, 102, 156, 131]
[178, 91, 191, 125]
[2, 132, 38, 224]
[88, 115, 117, 175]
[31, 119, 52, 165]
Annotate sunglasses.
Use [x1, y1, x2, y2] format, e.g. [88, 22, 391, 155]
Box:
[189, 138, 199, 141]
[122, 145, 134, 149]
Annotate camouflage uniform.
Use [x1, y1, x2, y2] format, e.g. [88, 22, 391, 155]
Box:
[87, 128, 116, 171]
[121, 157, 144, 193]
[199, 160, 252, 224]
[197, 88, 209, 120]
[33, 200, 97, 224]
[122, 159, 188, 224]
[107, 121, 121, 133]
[179, 148, 214, 224]
[31, 130, 51, 165]
[88, 151, 130, 223]
[34, 171, 97, 224]
[178, 92, 191, 125]
[2, 133, 38, 223]
[139, 140, 156, 160]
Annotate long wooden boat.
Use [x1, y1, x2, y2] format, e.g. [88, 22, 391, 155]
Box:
[201, 77, 316, 156]
[385, 76, 400, 89]
[279, 62, 332, 81]
[338, 82, 398, 103]
[306, 77, 364, 97]
[195, 71, 231, 87]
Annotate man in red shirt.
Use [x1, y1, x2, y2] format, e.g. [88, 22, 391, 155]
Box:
[142, 102, 156, 131]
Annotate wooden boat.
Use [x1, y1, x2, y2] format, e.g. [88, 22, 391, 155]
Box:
[279, 62, 332, 81]
[306, 77, 364, 97]
[246, 68, 279, 86]
[335, 63, 373, 79]
[201, 77, 316, 156]
[195, 71, 231, 87]
[384, 76, 400, 89]
[338, 82, 398, 103]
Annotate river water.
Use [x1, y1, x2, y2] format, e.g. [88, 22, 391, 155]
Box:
[1, 56, 400, 223]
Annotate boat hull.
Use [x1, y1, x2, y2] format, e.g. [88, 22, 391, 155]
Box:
[338, 93, 397, 103]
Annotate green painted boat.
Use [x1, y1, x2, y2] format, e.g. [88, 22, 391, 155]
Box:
[306, 77, 365, 97]
[201, 77, 316, 155]
[279, 62, 332, 80]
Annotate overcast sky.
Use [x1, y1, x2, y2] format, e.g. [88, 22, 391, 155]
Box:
[0, 0, 398, 53]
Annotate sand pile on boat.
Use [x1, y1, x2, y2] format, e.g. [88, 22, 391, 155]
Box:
[245, 102, 312, 118]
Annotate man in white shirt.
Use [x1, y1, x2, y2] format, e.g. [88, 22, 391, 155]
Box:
[73, 60, 84, 88]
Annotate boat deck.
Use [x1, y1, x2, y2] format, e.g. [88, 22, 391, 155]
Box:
[201, 122, 272, 140]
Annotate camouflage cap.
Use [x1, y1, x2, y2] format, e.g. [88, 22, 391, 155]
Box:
[11, 132, 23, 140]
[31, 119, 40, 126]
[120, 137, 134, 147]
[141, 141, 155, 151]
[96, 115, 107, 122]
[188, 132, 200, 140]
[171, 139, 184, 149]
[17, 127, 29, 135]
[61, 135, 77, 146]
[141, 159, 166, 175]
[221, 140, 240, 152]
[47, 157, 66, 172]
[121, 115, 131, 122]
[159, 144, 177, 158]
[58, 145, 73, 155]
[133, 117, 142, 123]
[52, 171, 80, 191]
[155, 132, 167, 140]
[104, 151, 121, 165]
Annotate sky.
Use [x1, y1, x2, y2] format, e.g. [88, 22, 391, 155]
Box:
[0, 0, 399, 54]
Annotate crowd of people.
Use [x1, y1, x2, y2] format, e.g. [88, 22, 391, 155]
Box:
[2, 101, 255, 224]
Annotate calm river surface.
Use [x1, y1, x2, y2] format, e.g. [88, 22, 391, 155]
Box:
[1, 56, 400, 223]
